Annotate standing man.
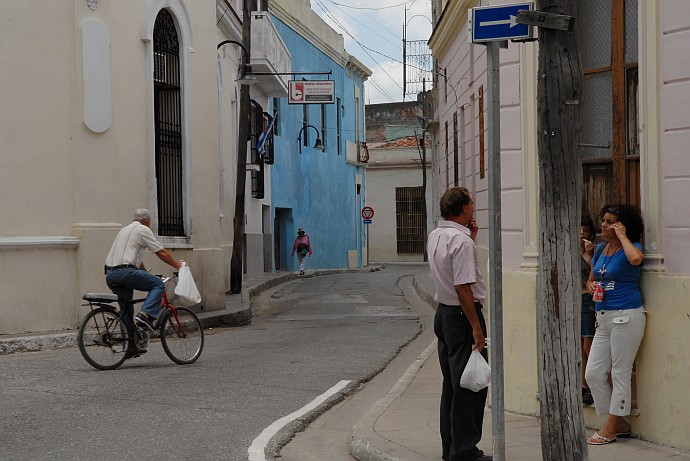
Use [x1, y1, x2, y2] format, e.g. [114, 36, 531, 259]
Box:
[427, 187, 491, 461]
[105, 209, 183, 336]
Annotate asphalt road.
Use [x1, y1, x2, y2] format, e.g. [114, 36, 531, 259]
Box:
[0, 265, 425, 460]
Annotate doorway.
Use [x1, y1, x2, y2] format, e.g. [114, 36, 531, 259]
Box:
[274, 207, 293, 271]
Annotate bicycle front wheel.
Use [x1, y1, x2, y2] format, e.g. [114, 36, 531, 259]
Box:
[160, 306, 204, 365]
[78, 307, 130, 370]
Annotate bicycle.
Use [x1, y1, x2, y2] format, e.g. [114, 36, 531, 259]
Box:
[77, 274, 204, 370]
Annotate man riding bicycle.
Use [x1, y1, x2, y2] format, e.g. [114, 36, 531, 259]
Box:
[104, 209, 183, 340]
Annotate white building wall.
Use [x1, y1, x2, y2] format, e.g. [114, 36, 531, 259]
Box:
[0, 0, 227, 334]
[366, 147, 432, 263]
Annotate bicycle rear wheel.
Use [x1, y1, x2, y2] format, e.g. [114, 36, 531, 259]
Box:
[78, 307, 130, 370]
[160, 306, 204, 365]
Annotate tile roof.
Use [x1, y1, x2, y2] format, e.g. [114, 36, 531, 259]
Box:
[377, 135, 430, 149]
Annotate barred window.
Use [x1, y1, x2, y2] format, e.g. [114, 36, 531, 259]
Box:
[153, 9, 184, 237]
[396, 187, 425, 254]
[250, 100, 265, 199]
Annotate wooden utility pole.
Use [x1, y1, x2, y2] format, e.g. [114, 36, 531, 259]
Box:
[533, 0, 588, 459]
[229, 0, 252, 294]
[419, 79, 428, 262]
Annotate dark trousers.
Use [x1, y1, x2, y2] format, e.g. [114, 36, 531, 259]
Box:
[434, 302, 488, 461]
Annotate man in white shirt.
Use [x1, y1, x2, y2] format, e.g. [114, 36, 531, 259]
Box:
[427, 187, 491, 461]
[105, 209, 182, 336]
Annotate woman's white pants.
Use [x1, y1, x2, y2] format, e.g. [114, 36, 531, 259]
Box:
[298, 254, 307, 272]
[585, 306, 646, 416]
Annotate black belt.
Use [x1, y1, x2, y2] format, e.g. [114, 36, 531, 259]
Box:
[438, 302, 483, 310]
[104, 264, 136, 273]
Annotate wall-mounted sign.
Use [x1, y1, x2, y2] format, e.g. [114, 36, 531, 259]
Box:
[288, 80, 335, 104]
[469, 2, 534, 43]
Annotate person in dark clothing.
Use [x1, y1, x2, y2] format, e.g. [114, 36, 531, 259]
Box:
[580, 215, 597, 405]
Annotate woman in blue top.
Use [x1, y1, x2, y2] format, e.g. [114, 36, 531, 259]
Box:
[585, 205, 645, 445]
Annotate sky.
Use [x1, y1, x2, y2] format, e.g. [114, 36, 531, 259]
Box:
[312, 0, 433, 105]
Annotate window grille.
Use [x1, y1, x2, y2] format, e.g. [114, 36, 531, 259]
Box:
[272, 98, 280, 136]
[251, 161, 265, 199]
[250, 100, 265, 198]
[396, 187, 425, 254]
[250, 100, 263, 165]
[153, 52, 166, 82]
[153, 9, 184, 237]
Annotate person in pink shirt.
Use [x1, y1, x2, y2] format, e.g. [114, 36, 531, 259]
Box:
[291, 227, 313, 275]
[427, 187, 491, 461]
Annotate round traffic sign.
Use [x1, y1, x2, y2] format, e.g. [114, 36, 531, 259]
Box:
[361, 206, 374, 219]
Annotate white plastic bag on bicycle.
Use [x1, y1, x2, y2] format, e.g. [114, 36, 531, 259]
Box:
[174, 262, 202, 306]
[460, 349, 491, 392]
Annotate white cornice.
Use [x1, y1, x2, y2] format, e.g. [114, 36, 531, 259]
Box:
[217, 0, 242, 41]
[0, 237, 80, 250]
[347, 54, 373, 80]
[428, 0, 475, 60]
[270, 0, 348, 68]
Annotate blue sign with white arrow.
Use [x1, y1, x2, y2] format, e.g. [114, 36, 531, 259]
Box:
[470, 2, 534, 43]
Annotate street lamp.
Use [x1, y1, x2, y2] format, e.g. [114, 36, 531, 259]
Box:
[297, 124, 323, 154]
[217, 39, 259, 85]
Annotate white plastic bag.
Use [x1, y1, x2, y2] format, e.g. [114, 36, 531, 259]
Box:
[174, 262, 202, 306]
[460, 349, 491, 392]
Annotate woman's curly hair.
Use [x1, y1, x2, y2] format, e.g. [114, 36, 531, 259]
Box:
[599, 204, 644, 243]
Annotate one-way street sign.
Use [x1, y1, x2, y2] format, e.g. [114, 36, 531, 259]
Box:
[469, 2, 534, 43]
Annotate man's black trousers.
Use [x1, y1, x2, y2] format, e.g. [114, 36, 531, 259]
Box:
[434, 302, 488, 461]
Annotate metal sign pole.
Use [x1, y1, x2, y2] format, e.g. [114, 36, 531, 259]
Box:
[486, 40, 505, 461]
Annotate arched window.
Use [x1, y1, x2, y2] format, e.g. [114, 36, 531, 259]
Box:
[153, 9, 184, 236]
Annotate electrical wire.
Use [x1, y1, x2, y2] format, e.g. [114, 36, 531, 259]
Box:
[321, 1, 400, 47]
[314, 0, 404, 94]
[322, 0, 412, 11]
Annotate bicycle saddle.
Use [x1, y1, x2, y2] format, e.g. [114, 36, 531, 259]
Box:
[83, 293, 119, 302]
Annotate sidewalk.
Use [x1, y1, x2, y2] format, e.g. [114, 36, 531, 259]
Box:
[350, 270, 690, 461]
[0, 266, 381, 355]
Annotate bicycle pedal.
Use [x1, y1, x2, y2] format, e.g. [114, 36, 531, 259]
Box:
[125, 349, 147, 359]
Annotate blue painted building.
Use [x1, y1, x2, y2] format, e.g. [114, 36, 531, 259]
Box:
[268, 1, 372, 272]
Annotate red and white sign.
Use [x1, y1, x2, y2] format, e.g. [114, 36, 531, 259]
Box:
[288, 80, 335, 104]
[361, 206, 374, 220]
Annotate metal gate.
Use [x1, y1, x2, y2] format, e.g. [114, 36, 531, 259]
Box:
[395, 186, 425, 254]
[153, 9, 184, 236]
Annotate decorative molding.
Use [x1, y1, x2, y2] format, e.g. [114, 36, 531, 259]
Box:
[141, 0, 195, 52]
[270, 0, 347, 68]
[86, 0, 99, 11]
[216, 0, 242, 41]
[428, 0, 474, 59]
[0, 237, 80, 250]
[82, 18, 113, 133]
[72, 222, 122, 229]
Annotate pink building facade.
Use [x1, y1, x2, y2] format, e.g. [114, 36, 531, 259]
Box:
[429, 0, 690, 450]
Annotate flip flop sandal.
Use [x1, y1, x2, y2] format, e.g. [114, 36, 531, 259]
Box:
[587, 433, 617, 445]
[616, 431, 632, 438]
